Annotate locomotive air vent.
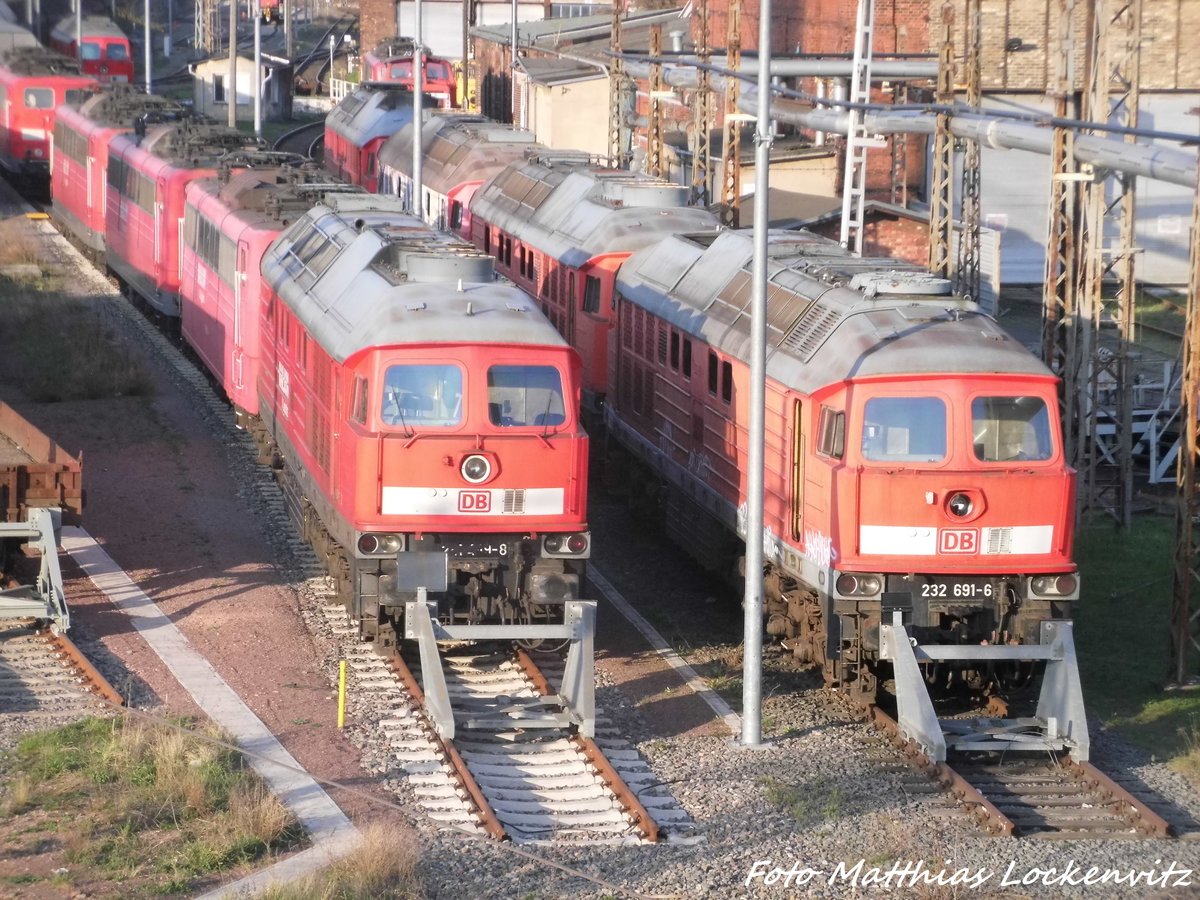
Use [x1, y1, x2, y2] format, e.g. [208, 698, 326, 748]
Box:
[849, 272, 953, 297]
[780, 301, 844, 361]
[600, 181, 688, 208]
[404, 252, 495, 285]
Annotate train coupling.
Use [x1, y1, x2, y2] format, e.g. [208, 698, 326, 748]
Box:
[0, 507, 69, 632]
[880, 611, 1089, 762]
[403, 592, 596, 742]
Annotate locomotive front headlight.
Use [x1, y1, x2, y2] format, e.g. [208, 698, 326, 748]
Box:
[1030, 574, 1078, 597]
[947, 492, 973, 518]
[461, 454, 491, 484]
[357, 534, 380, 554]
[544, 534, 563, 552]
[566, 533, 588, 554]
[836, 573, 882, 596]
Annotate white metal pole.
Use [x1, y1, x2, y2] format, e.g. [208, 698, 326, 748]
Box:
[509, 0, 517, 123]
[412, 0, 423, 216]
[328, 34, 334, 99]
[228, 0, 237, 126]
[144, 0, 151, 92]
[741, 0, 774, 748]
[75, 1, 81, 63]
[253, 0, 262, 138]
[284, 0, 292, 60]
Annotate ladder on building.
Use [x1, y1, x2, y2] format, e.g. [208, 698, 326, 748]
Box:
[839, 0, 877, 254]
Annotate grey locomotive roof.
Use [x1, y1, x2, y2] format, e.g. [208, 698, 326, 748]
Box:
[472, 158, 721, 267]
[261, 193, 567, 364]
[326, 83, 433, 148]
[51, 14, 126, 39]
[378, 115, 539, 195]
[189, 167, 364, 230]
[126, 117, 279, 167]
[616, 229, 1054, 394]
[1, 44, 84, 75]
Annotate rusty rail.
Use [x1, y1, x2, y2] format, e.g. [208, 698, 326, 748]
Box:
[514, 648, 661, 843]
[1065, 758, 1174, 838]
[386, 653, 507, 840]
[863, 702, 1015, 837]
[40, 627, 124, 706]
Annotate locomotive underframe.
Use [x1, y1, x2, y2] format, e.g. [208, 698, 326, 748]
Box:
[251, 406, 582, 641]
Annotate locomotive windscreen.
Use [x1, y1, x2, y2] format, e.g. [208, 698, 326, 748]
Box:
[487, 365, 565, 427]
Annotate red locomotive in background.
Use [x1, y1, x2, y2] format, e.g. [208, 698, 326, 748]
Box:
[48, 15, 132, 84]
[0, 45, 96, 185]
[362, 37, 457, 108]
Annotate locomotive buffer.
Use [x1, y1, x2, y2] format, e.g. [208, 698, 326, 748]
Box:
[881, 610, 1089, 762]
[396, 552, 596, 741]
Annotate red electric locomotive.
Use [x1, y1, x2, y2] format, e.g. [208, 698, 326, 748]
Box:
[105, 116, 294, 316]
[260, 0, 281, 22]
[324, 83, 435, 193]
[378, 115, 536, 237]
[468, 156, 720, 416]
[362, 37, 456, 108]
[49, 15, 133, 84]
[0, 46, 96, 185]
[258, 193, 590, 640]
[180, 164, 361, 417]
[52, 86, 182, 259]
[608, 228, 1079, 711]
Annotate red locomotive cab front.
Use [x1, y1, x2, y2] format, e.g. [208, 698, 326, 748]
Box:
[826, 374, 1078, 648]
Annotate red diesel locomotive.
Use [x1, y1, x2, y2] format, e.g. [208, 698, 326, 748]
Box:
[180, 164, 361, 417]
[467, 156, 721, 416]
[258, 193, 590, 636]
[362, 37, 456, 108]
[0, 45, 96, 184]
[608, 228, 1079, 698]
[324, 83, 434, 194]
[377, 115, 534, 237]
[52, 86, 182, 259]
[49, 15, 133, 84]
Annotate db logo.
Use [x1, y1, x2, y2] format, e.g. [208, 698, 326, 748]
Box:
[458, 491, 491, 513]
[939, 528, 979, 554]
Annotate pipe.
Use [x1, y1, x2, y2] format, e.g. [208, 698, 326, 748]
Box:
[750, 94, 1199, 189]
[624, 58, 937, 86]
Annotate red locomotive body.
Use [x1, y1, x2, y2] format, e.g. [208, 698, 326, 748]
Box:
[180, 166, 361, 417]
[52, 87, 181, 258]
[324, 83, 433, 193]
[259, 0, 281, 22]
[0, 46, 96, 183]
[362, 37, 456, 108]
[259, 193, 590, 636]
[378, 115, 537, 238]
[105, 117, 280, 316]
[608, 229, 1079, 696]
[49, 15, 133, 84]
[469, 156, 720, 416]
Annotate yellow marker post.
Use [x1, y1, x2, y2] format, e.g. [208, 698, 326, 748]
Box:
[337, 659, 347, 729]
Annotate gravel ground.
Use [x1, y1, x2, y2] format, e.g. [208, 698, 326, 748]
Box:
[6, 180, 1200, 898]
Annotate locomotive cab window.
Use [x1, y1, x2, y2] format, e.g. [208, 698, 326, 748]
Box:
[107, 43, 129, 60]
[582, 275, 601, 314]
[861, 397, 947, 462]
[487, 365, 565, 427]
[971, 396, 1052, 462]
[381, 364, 463, 427]
[817, 406, 845, 459]
[81, 41, 102, 60]
[23, 88, 52, 109]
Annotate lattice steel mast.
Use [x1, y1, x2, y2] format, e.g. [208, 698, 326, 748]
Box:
[927, 3, 954, 276]
[720, 0, 742, 227]
[839, 0, 876, 253]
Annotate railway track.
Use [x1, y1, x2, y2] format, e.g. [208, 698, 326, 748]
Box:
[858, 700, 1177, 839]
[271, 119, 324, 159]
[0, 622, 122, 727]
[320, 603, 691, 843]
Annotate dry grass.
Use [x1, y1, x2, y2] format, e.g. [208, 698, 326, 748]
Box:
[257, 824, 422, 900]
[1170, 719, 1200, 787]
[0, 216, 42, 268]
[0, 283, 154, 402]
[0, 717, 304, 896]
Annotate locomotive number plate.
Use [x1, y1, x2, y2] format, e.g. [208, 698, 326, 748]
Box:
[919, 580, 994, 600]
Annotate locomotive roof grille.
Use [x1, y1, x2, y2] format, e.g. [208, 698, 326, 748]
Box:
[76, 83, 181, 121]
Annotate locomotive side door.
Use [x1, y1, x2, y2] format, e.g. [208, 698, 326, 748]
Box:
[233, 240, 248, 391]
